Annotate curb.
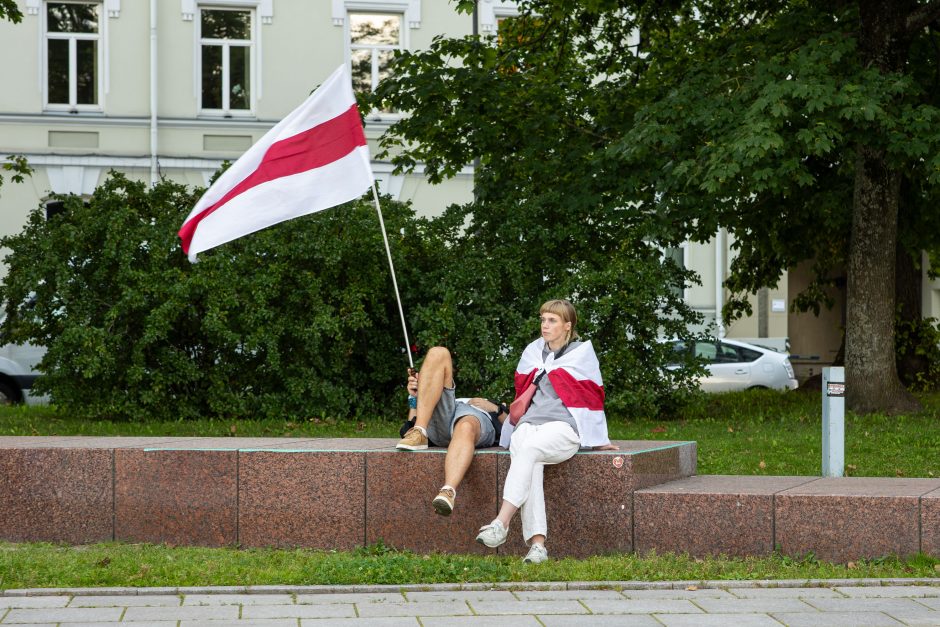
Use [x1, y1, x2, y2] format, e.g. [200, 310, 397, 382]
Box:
[3, 578, 940, 596]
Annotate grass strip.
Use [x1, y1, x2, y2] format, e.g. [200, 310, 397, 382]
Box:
[2, 390, 938, 478]
[1, 542, 938, 590]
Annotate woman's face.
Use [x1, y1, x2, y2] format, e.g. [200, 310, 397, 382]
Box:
[540, 312, 571, 348]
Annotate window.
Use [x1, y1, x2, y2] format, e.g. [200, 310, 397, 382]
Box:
[199, 8, 253, 114]
[348, 12, 402, 98]
[693, 341, 718, 362]
[45, 1, 101, 110]
[663, 245, 687, 299]
[737, 346, 763, 363]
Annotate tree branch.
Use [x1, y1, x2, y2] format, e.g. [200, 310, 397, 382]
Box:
[906, 0, 940, 34]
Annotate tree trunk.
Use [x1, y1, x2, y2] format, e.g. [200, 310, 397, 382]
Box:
[844, 0, 923, 414]
[845, 143, 921, 414]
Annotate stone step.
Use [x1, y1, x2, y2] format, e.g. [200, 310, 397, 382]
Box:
[0, 436, 696, 558]
[635, 475, 940, 561]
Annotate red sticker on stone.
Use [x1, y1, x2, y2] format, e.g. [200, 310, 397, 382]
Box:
[612, 456, 624, 469]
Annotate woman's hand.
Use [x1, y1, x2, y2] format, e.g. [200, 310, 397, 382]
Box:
[407, 373, 419, 397]
[594, 442, 619, 451]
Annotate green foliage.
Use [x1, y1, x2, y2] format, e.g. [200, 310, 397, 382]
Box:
[371, 7, 706, 415]
[0, 173, 437, 421]
[614, 2, 940, 321]
[895, 315, 940, 392]
[0, 155, 32, 192]
[0, 165, 704, 420]
[374, 0, 940, 413]
[0, 0, 23, 23]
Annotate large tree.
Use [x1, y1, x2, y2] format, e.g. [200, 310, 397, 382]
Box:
[373, 0, 940, 414]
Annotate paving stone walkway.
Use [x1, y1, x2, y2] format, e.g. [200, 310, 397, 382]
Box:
[1, 580, 940, 626]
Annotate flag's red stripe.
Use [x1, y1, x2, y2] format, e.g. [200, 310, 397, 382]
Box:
[514, 369, 538, 400]
[548, 369, 605, 411]
[179, 104, 367, 253]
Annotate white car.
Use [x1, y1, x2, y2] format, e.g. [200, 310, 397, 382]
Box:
[669, 338, 798, 393]
[0, 340, 45, 404]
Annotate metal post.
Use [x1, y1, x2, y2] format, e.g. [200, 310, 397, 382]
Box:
[822, 366, 845, 477]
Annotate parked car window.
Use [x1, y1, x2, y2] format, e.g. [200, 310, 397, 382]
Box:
[693, 341, 718, 362]
[737, 346, 763, 362]
[714, 343, 742, 363]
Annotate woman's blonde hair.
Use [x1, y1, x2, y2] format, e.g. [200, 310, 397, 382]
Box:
[540, 299, 579, 343]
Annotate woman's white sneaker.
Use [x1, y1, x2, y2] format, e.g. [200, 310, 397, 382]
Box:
[475, 519, 508, 547]
[523, 543, 549, 564]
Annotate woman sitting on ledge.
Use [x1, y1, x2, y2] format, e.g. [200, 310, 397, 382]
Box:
[475, 299, 617, 563]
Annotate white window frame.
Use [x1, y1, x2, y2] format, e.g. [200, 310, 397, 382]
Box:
[333, 0, 420, 28]
[196, 5, 257, 117]
[345, 10, 406, 95]
[42, 0, 106, 113]
[479, 0, 518, 32]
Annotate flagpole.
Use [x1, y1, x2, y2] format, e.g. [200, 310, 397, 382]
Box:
[370, 182, 414, 369]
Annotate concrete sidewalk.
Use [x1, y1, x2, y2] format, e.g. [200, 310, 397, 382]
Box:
[2, 580, 940, 626]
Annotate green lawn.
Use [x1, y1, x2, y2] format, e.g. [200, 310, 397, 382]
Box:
[3, 388, 938, 478]
[1, 389, 938, 589]
[1, 542, 938, 590]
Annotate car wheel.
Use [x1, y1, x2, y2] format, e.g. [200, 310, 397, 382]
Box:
[747, 385, 768, 390]
[0, 382, 21, 405]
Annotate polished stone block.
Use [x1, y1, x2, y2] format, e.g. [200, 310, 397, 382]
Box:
[494, 441, 696, 559]
[775, 477, 940, 562]
[114, 449, 237, 546]
[627, 442, 697, 491]
[239, 451, 366, 550]
[365, 449, 499, 554]
[0, 447, 113, 543]
[922, 486, 940, 557]
[635, 475, 815, 557]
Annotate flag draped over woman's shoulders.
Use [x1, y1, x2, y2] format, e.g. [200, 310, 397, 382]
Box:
[500, 339, 608, 448]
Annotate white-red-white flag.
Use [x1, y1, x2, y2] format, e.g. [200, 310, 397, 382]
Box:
[500, 338, 609, 448]
[179, 65, 373, 262]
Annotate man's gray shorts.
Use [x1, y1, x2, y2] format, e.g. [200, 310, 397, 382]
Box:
[424, 387, 497, 448]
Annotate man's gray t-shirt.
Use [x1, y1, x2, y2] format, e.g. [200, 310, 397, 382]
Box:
[519, 341, 581, 434]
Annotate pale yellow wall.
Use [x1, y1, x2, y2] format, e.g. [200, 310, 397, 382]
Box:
[684, 240, 715, 312]
[682, 235, 788, 339]
[158, 7, 196, 118]
[403, 174, 473, 219]
[0, 174, 48, 282]
[107, 0, 149, 116]
[0, 8, 41, 112]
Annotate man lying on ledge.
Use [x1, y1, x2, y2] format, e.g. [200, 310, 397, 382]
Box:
[396, 346, 508, 517]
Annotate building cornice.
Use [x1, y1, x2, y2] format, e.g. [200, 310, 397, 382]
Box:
[0, 113, 283, 131]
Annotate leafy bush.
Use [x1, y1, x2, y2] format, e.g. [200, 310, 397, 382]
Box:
[0, 171, 702, 421]
[895, 314, 940, 392]
[0, 173, 437, 421]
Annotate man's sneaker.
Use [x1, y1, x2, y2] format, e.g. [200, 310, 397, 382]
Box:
[396, 427, 428, 451]
[432, 487, 456, 516]
[523, 543, 549, 564]
[475, 519, 508, 548]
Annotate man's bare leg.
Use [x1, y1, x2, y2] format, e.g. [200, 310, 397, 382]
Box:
[414, 346, 454, 430]
[397, 346, 454, 451]
[444, 416, 481, 488]
[432, 415, 481, 515]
